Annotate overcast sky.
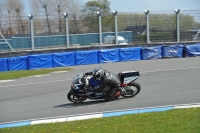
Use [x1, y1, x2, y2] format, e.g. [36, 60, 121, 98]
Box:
[80, 0, 200, 12]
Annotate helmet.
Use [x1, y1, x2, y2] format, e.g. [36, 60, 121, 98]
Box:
[92, 68, 104, 80]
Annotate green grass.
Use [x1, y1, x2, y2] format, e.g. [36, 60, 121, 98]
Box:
[0, 68, 73, 80]
[1, 108, 200, 133]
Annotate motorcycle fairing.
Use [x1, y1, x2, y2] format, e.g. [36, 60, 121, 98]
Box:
[120, 71, 140, 84]
[89, 77, 101, 87]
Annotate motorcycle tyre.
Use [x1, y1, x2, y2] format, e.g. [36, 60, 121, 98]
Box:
[121, 81, 141, 98]
[67, 92, 87, 103]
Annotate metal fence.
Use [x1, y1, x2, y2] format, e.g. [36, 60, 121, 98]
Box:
[0, 9, 200, 52]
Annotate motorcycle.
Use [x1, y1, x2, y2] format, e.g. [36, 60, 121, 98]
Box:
[67, 71, 141, 103]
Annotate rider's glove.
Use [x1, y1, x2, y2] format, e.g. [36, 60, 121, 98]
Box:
[81, 77, 86, 83]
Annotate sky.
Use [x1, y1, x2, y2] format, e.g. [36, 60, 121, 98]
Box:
[3, 0, 199, 15]
[80, 0, 200, 12]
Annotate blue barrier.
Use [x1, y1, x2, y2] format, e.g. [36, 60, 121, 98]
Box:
[53, 52, 75, 67]
[8, 56, 28, 71]
[162, 44, 184, 58]
[75, 50, 99, 65]
[0, 58, 8, 72]
[185, 43, 200, 57]
[29, 54, 53, 70]
[0, 45, 197, 72]
[99, 49, 120, 63]
[142, 46, 162, 60]
[119, 47, 141, 61]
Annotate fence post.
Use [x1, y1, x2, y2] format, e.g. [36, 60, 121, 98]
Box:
[112, 11, 118, 45]
[28, 14, 34, 50]
[144, 10, 150, 44]
[97, 11, 102, 46]
[64, 13, 70, 48]
[175, 9, 180, 42]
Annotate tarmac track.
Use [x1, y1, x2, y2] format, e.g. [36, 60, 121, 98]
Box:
[0, 57, 200, 123]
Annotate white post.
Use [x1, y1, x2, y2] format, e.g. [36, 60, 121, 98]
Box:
[175, 9, 180, 42]
[64, 13, 70, 48]
[144, 10, 150, 44]
[97, 11, 102, 46]
[29, 14, 34, 50]
[112, 11, 118, 45]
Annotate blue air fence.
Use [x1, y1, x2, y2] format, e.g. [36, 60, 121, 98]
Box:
[0, 43, 200, 72]
[0, 10, 200, 52]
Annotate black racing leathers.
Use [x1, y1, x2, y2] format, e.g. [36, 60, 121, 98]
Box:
[98, 70, 120, 91]
[85, 70, 121, 92]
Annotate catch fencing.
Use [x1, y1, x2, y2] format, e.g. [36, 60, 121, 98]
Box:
[0, 9, 200, 52]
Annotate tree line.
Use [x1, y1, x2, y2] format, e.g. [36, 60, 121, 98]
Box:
[0, 0, 199, 35]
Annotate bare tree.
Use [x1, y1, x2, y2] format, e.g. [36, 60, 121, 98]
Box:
[39, 0, 52, 33]
[51, 0, 68, 32]
[2, 0, 14, 34]
[29, 0, 40, 16]
[0, 4, 3, 34]
[67, 0, 83, 33]
[12, 0, 25, 34]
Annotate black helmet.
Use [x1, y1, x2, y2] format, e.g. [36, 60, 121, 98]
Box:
[92, 67, 104, 80]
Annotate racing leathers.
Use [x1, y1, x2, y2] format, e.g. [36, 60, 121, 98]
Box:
[84, 69, 121, 100]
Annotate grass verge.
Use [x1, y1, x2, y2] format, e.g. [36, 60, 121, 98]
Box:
[0, 68, 73, 80]
[1, 108, 200, 133]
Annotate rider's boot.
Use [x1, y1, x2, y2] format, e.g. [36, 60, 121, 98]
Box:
[104, 88, 115, 101]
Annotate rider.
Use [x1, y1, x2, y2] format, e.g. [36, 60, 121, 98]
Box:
[84, 67, 121, 101]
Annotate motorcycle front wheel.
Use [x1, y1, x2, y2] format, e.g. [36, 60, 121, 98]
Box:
[121, 81, 141, 98]
[67, 92, 87, 103]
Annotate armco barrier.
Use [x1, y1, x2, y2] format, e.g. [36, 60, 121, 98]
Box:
[0, 103, 199, 129]
[1, 44, 200, 72]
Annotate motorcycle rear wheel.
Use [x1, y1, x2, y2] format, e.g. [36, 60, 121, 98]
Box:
[67, 92, 87, 103]
[121, 81, 141, 98]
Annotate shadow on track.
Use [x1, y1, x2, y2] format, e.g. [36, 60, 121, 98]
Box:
[54, 97, 126, 108]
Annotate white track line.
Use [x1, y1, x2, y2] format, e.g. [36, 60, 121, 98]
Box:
[0, 79, 71, 88]
[141, 66, 200, 74]
[1, 103, 199, 126]
[0, 80, 15, 83]
[24, 74, 51, 78]
[50, 71, 68, 74]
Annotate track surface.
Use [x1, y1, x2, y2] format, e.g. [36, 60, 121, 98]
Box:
[0, 57, 200, 123]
